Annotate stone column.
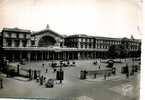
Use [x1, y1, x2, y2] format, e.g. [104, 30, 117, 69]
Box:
[72, 52, 74, 60]
[19, 52, 22, 60]
[78, 42, 81, 48]
[41, 52, 43, 60]
[27, 40, 31, 47]
[67, 52, 69, 60]
[81, 52, 83, 59]
[95, 52, 97, 58]
[27, 52, 31, 61]
[77, 52, 81, 60]
[47, 52, 49, 60]
[12, 53, 15, 62]
[3, 39, 6, 47]
[52, 52, 54, 60]
[91, 52, 93, 59]
[63, 52, 66, 60]
[19, 40, 23, 47]
[12, 40, 15, 47]
[58, 52, 60, 60]
[35, 52, 37, 61]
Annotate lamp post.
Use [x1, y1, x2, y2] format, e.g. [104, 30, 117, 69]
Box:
[59, 60, 63, 84]
[55, 49, 64, 84]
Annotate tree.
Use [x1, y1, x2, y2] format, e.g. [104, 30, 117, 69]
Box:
[119, 44, 128, 59]
[137, 42, 141, 57]
[108, 45, 121, 59]
[121, 38, 130, 58]
[108, 44, 128, 59]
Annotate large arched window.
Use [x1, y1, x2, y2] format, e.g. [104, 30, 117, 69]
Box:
[38, 36, 56, 47]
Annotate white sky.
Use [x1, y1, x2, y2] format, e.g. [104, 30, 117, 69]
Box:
[0, 0, 143, 39]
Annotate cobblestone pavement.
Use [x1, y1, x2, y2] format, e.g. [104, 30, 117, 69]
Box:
[0, 59, 140, 100]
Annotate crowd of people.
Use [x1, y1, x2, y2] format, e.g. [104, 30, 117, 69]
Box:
[26, 60, 74, 88]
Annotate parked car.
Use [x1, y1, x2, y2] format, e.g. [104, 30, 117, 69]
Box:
[106, 60, 114, 68]
[45, 79, 54, 88]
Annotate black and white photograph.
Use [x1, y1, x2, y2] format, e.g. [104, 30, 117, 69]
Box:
[0, 0, 142, 100]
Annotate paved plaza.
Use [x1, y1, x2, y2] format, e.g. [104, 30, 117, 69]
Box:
[0, 59, 140, 100]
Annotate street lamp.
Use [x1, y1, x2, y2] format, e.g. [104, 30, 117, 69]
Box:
[55, 49, 64, 84]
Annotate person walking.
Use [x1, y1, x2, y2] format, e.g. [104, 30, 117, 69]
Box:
[42, 63, 44, 68]
[107, 72, 111, 80]
[112, 67, 116, 75]
[125, 64, 129, 79]
[46, 68, 48, 73]
[34, 70, 37, 79]
[0, 78, 3, 89]
[40, 76, 43, 85]
[104, 72, 107, 80]
[28, 69, 32, 80]
[126, 73, 129, 79]
[98, 65, 101, 70]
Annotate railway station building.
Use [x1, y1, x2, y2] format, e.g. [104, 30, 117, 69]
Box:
[0, 26, 141, 62]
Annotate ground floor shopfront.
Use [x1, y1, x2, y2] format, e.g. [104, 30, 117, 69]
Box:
[3, 47, 139, 62]
[3, 47, 109, 62]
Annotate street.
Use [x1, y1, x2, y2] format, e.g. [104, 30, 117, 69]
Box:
[0, 59, 140, 100]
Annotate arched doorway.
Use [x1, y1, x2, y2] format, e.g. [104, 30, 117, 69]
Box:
[38, 36, 56, 47]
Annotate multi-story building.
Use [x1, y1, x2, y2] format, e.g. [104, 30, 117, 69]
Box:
[64, 34, 141, 59]
[0, 26, 141, 62]
[2, 28, 31, 47]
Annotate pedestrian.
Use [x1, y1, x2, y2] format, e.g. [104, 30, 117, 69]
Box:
[46, 68, 48, 73]
[43, 77, 46, 82]
[126, 73, 129, 79]
[34, 70, 37, 79]
[84, 70, 87, 79]
[36, 75, 39, 82]
[125, 64, 129, 74]
[28, 69, 32, 80]
[37, 70, 40, 78]
[94, 73, 97, 79]
[112, 67, 116, 75]
[53, 68, 56, 73]
[0, 78, 3, 89]
[107, 72, 111, 80]
[40, 76, 43, 85]
[42, 63, 44, 68]
[104, 72, 107, 80]
[80, 70, 84, 79]
[98, 65, 101, 69]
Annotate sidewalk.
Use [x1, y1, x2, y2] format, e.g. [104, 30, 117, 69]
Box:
[109, 73, 140, 99]
[85, 73, 139, 82]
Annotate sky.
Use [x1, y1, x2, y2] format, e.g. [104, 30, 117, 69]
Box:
[0, 0, 143, 39]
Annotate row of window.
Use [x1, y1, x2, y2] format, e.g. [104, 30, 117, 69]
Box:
[67, 38, 140, 48]
[130, 46, 138, 50]
[4, 32, 30, 39]
[79, 41, 121, 44]
[80, 38, 94, 42]
[130, 43, 139, 46]
[78, 38, 121, 44]
[6, 39, 28, 47]
[80, 44, 94, 49]
[80, 44, 109, 49]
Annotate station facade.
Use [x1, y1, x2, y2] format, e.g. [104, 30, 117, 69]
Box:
[0, 26, 141, 62]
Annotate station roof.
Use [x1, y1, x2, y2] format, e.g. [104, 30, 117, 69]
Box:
[31, 28, 64, 38]
[65, 34, 141, 42]
[2, 27, 31, 34]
